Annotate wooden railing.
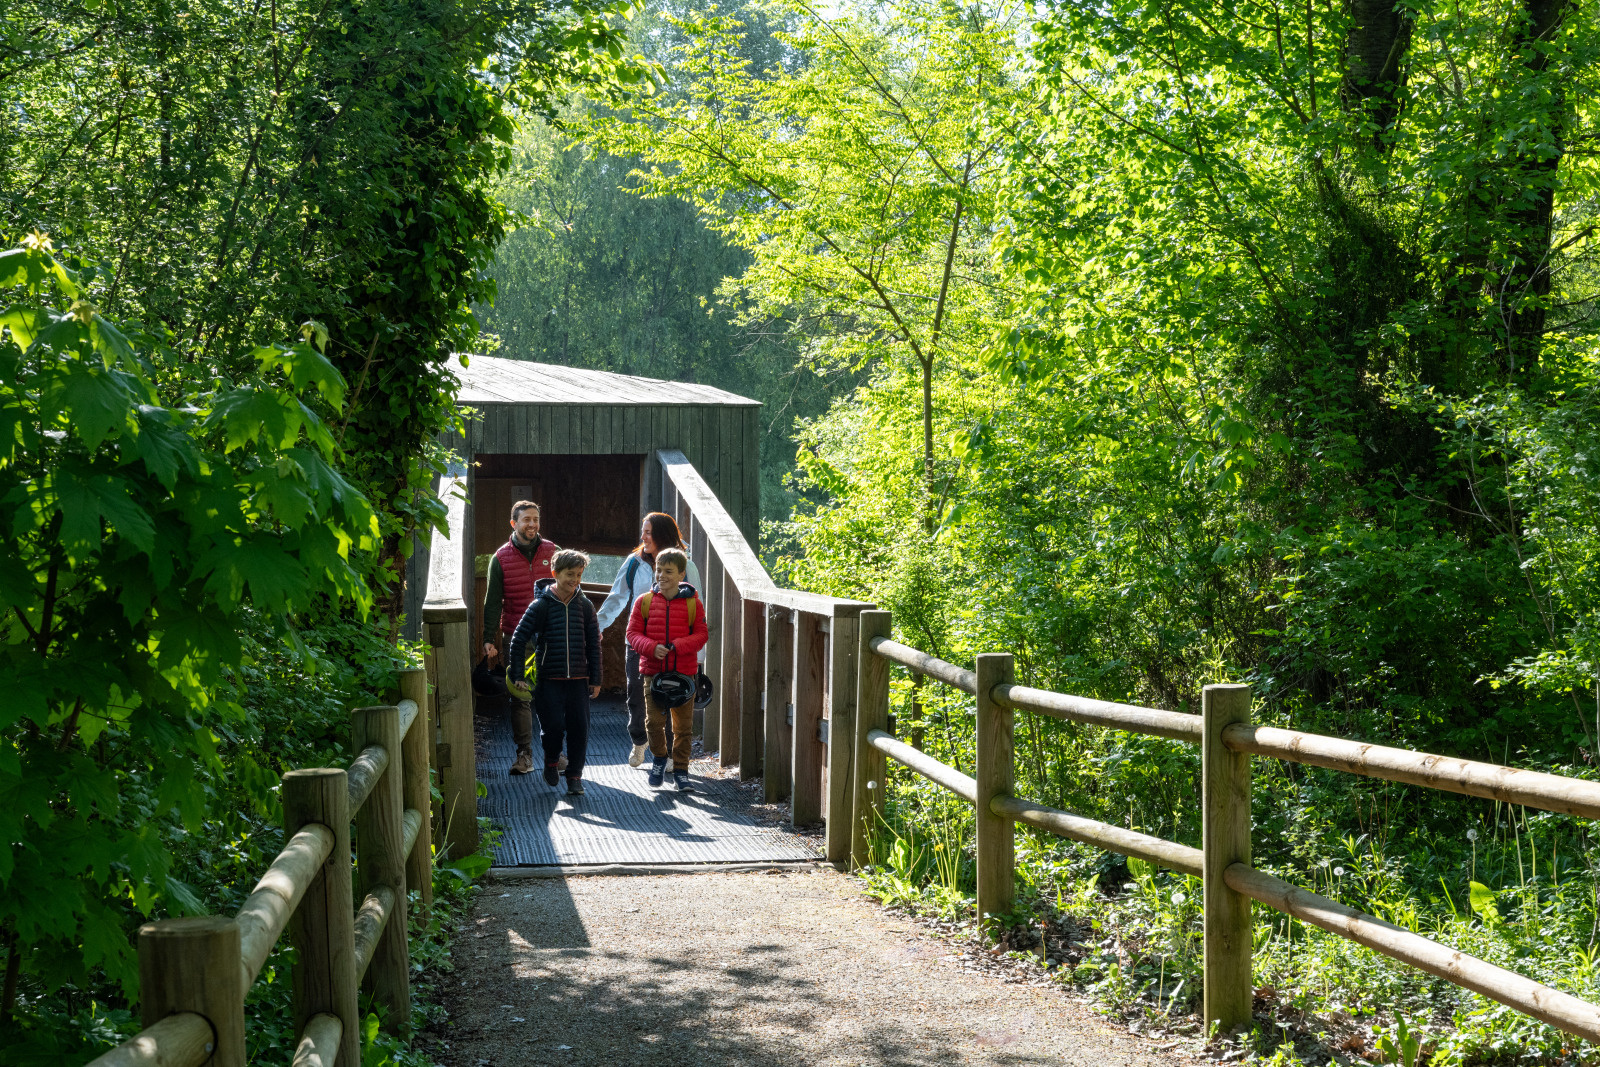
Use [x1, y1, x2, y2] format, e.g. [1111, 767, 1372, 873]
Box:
[852, 611, 1600, 1042]
[87, 669, 435, 1067]
[656, 450, 874, 863]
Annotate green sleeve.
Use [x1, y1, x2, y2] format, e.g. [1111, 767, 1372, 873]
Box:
[482, 554, 503, 646]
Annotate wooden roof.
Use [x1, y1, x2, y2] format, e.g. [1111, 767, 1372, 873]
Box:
[452, 354, 760, 407]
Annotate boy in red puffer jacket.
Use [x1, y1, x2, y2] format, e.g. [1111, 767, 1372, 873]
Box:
[625, 547, 708, 791]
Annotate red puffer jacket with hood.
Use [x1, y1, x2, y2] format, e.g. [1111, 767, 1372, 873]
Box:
[625, 583, 707, 677]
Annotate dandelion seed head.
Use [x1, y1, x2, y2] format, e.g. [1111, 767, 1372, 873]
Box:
[1467, 828, 1479, 842]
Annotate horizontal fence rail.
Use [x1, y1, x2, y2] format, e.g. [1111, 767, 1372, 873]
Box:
[88, 671, 437, 1067]
[851, 610, 1600, 1042]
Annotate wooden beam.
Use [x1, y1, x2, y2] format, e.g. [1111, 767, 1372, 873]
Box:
[764, 606, 794, 803]
[740, 597, 764, 779]
[790, 612, 826, 826]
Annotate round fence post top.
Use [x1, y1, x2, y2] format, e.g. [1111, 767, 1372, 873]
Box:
[352, 704, 400, 716]
[284, 767, 348, 783]
[139, 914, 238, 938]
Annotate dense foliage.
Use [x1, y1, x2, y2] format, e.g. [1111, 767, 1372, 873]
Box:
[589, 0, 1600, 1054]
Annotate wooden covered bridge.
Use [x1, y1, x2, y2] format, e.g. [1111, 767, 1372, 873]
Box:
[89, 357, 1600, 1066]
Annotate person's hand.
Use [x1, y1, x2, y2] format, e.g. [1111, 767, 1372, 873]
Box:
[483, 642, 498, 662]
[652, 644, 668, 661]
[589, 685, 601, 699]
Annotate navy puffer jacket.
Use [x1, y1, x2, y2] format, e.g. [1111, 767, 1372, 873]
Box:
[507, 579, 602, 683]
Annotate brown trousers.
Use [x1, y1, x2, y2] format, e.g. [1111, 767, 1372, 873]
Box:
[644, 689, 693, 770]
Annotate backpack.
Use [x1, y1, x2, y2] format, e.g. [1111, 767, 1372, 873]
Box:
[639, 589, 698, 630]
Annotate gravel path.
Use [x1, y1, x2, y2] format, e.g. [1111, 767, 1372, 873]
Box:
[428, 867, 1185, 1067]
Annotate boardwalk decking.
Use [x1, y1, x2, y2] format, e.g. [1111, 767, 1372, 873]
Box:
[477, 697, 822, 866]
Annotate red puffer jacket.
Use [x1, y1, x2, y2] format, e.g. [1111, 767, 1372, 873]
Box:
[626, 584, 708, 676]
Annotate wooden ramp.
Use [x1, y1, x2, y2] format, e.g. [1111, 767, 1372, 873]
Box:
[477, 697, 822, 867]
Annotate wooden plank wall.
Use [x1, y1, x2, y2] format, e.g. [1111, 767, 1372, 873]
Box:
[462, 403, 761, 550]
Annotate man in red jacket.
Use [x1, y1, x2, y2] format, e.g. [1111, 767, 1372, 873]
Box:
[482, 500, 560, 775]
[625, 547, 708, 791]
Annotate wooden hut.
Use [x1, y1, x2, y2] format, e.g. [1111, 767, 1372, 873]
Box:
[403, 355, 763, 670]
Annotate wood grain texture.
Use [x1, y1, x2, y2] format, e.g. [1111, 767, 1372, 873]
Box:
[398, 668, 433, 910]
[1202, 683, 1253, 1032]
[137, 917, 245, 1066]
[433, 616, 478, 860]
[974, 654, 1016, 924]
[825, 610, 861, 865]
[791, 612, 826, 826]
[852, 611, 892, 869]
[764, 607, 795, 803]
[236, 824, 335, 989]
[719, 572, 743, 768]
[352, 705, 410, 1031]
[83, 1012, 213, 1067]
[740, 597, 764, 779]
[283, 769, 358, 1067]
[703, 548, 724, 752]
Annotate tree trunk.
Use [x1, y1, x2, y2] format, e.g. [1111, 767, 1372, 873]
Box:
[1340, 0, 1412, 135]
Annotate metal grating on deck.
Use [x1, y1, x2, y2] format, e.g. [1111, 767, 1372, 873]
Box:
[477, 698, 822, 866]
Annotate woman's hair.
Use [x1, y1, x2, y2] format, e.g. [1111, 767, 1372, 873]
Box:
[636, 512, 685, 564]
[551, 548, 590, 574]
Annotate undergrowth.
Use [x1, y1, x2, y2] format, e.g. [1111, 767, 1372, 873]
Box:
[857, 772, 1600, 1067]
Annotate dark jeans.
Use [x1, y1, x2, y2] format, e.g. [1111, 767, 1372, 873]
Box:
[625, 648, 672, 754]
[535, 679, 590, 778]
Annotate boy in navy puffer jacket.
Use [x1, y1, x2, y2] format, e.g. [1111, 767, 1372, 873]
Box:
[508, 549, 602, 795]
[625, 547, 708, 791]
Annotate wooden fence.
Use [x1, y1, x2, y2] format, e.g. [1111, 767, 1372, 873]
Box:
[853, 612, 1600, 1040]
[86, 668, 435, 1067]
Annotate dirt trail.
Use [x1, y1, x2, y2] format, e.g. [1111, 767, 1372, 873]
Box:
[428, 866, 1185, 1067]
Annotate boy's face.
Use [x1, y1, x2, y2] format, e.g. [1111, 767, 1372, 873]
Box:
[554, 565, 583, 596]
[655, 560, 684, 593]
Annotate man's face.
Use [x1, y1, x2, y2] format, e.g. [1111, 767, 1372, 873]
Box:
[511, 507, 540, 542]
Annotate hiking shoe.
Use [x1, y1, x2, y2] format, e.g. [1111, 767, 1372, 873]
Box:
[557, 753, 568, 772]
[543, 764, 560, 787]
[566, 777, 584, 796]
[628, 743, 649, 768]
[510, 750, 534, 776]
[647, 757, 667, 788]
[673, 771, 692, 792]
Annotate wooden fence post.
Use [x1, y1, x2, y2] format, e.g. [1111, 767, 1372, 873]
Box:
[283, 768, 358, 1067]
[764, 606, 795, 803]
[852, 610, 892, 869]
[138, 916, 246, 1066]
[825, 606, 863, 865]
[975, 652, 1016, 928]
[740, 597, 764, 779]
[703, 548, 724, 753]
[398, 666, 433, 910]
[720, 572, 743, 768]
[790, 611, 827, 826]
[425, 603, 477, 860]
[1203, 682, 1254, 1033]
[353, 705, 410, 1032]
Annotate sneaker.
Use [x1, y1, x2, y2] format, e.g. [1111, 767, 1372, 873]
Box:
[510, 750, 534, 776]
[673, 771, 692, 792]
[647, 757, 667, 788]
[628, 743, 649, 768]
[566, 777, 584, 796]
[557, 753, 568, 772]
[543, 764, 560, 787]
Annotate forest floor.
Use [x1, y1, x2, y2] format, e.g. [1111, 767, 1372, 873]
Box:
[422, 865, 1191, 1067]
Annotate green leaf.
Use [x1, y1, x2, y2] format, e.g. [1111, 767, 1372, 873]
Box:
[53, 465, 157, 554]
[90, 315, 139, 372]
[0, 303, 53, 350]
[255, 342, 348, 407]
[53, 361, 140, 450]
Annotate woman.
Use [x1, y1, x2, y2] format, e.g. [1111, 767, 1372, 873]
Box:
[597, 512, 704, 769]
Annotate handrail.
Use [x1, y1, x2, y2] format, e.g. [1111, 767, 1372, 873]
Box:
[353, 885, 397, 980]
[236, 823, 336, 987]
[86, 1013, 212, 1067]
[347, 743, 389, 813]
[870, 638, 976, 693]
[1223, 723, 1600, 820]
[87, 673, 434, 1067]
[291, 1013, 343, 1067]
[994, 683, 1202, 743]
[860, 626, 1600, 1042]
[1226, 864, 1600, 1041]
